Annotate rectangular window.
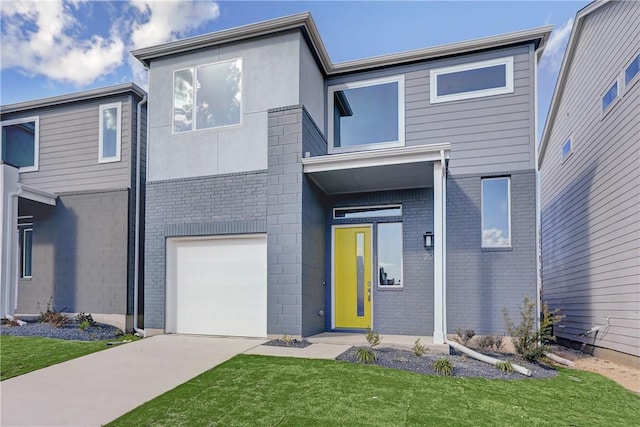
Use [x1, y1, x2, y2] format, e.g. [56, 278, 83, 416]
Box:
[1, 116, 39, 172]
[481, 177, 511, 248]
[625, 54, 639, 86]
[328, 75, 404, 153]
[99, 102, 121, 163]
[173, 58, 242, 133]
[430, 57, 514, 104]
[378, 222, 403, 287]
[602, 81, 618, 111]
[18, 217, 33, 279]
[561, 138, 573, 160]
[334, 205, 402, 219]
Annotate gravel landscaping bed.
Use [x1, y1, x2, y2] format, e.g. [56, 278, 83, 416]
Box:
[264, 338, 312, 348]
[0, 321, 123, 341]
[336, 346, 558, 380]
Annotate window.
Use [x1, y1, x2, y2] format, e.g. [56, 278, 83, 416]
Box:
[334, 205, 402, 219]
[378, 222, 402, 287]
[99, 102, 121, 163]
[328, 75, 404, 153]
[481, 177, 511, 248]
[173, 58, 242, 133]
[430, 57, 514, 104]
[18, 217, 33, 278]
[561, 138, 573, 160]
[1, 116, 39, 172]
[625, 54, 639, 86]
[602, 81, 618, 112]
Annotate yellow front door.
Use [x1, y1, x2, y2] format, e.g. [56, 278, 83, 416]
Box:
[334, 226, 372, 329]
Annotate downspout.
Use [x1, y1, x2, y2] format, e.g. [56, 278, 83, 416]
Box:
[4, 187, 22, 320]
[440, 149, 448, 341]
[534, 44, 543, 330]
[133, 94, 147, 337]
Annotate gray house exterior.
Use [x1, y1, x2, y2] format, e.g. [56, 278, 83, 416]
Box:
[539, 0, 640, 366]
[0, 84, 147, 331]
[133, 14, 550, 342]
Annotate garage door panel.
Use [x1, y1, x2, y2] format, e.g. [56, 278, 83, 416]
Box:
[167, 235, 267, 337]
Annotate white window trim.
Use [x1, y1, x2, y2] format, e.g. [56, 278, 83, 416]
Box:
[22, 228, 33, 279]
[1, 116, 40, 172]
[561, 136, 573, 162]
[333, 204, 402, 219]
[623, 52, 640, 90]
[430, 56, 514, 104]
[98, 102, 122, 163]
[377, 222, 403, 289]
[327, 75, 405, 154]
[481, 176, 511, 249]
[172, 58, 243, 135]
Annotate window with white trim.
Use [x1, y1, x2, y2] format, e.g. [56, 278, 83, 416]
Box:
[334, 205, 402, 219]
[378, 222, 403, 287]
[430, 57, 514, 104]
[481, 177, 511, 248]
[173, 58, 242, 133]
[602, 81, 618, 112]
[18, 217, 33, 279]
[625, 54, 639, 86]
[561, 137, 573, 161]
[328, 75, 405, 153]
[99, 102, 121, 163]
[1, 116, 39, 172]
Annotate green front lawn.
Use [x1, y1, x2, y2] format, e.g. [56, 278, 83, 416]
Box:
[0, 335, 134, 381]
[110, 354, 639, 427]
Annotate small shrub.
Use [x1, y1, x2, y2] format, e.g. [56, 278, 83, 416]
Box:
[75, 312, 95, 326]
[412, 338, 426, 357]
[476, 335, 505, 352]
[495, 360, 514, 373]
[281, 333, 293, 344]
[503, 295, 564, 361]
[356, 347, 376, 364]
[433, 358, 454, 376]
[5, 319, 20, 327]
[37, 298, 69, 328]
[78, 320, 91, 331]
[493, 335, 504, 352]
[364, 329, 381, 348]
[454, 328, 476, 346]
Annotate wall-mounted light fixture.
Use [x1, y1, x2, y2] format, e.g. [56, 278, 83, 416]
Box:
[423, 232, 434, 249]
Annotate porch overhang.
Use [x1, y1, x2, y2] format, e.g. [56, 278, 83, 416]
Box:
[18, 183, 57, 206]
[302, 144, 450, 194]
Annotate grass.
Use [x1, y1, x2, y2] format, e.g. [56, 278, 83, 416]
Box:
[0, 335, 136, 381]
[109, 355, 640, 427]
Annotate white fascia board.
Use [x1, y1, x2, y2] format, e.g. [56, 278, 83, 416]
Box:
[18, 184, 57, 206]
[302, 144, 450, 174]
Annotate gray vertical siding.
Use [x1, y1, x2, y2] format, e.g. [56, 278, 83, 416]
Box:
[540, 1, 640, 358]
[3, 95, 135, 193]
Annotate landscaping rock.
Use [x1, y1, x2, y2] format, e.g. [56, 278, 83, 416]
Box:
[0, 321, 122, 341]
[264, 338, 312, 348]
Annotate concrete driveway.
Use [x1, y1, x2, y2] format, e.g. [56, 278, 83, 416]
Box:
[1, 334, 265, 427]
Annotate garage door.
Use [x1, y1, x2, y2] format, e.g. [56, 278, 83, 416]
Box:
[166, 235, 267, 337]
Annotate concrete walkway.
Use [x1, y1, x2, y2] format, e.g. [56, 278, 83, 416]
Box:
[0, 335, 265, 427]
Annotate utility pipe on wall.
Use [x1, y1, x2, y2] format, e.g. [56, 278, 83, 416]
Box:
[133, 94, 147, 337]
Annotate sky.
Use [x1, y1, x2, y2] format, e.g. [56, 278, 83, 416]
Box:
[0, 0, 590, 141]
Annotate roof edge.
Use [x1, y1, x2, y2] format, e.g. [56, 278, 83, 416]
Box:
[1, 83, 147, 115]
[538, 0, 610, 168]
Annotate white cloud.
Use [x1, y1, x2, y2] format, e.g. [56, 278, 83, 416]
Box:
[1, 0, 125, 86]
[540, 17, 574, 73]
[483, 228, 510, 247]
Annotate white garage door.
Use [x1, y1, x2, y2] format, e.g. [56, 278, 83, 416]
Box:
[166, 235, 267, 337]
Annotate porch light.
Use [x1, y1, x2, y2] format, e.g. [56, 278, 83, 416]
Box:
[423, 232, 434, 249]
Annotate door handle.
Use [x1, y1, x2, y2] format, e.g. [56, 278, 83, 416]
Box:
[367, 289, 371, 301]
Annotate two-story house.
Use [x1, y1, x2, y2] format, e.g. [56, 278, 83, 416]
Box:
[539, 0, 639, 366]
[132, 13, 550, 343]
[0, 84, 147, 331]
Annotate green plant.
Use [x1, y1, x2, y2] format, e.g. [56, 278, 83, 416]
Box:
[495, 360, 514, 373]
[412, 338, 426, 356]
[78, 320, 91, 331]
[454, 328, 476, 346]
[503, 295, 564, 361]
[432, 358, 454, 376]
[364, 329, 380, 347]
[75, 312, 96, 326]
[355, 347, 376, 364]
[37, 297, 69, 328]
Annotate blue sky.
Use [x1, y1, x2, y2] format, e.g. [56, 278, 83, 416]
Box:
[1, 0, 589, 140]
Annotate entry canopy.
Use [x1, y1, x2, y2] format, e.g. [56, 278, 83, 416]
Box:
[302, 144, 449, 194]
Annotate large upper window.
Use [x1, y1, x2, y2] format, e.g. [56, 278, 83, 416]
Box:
[430, 57, 514, 104]
[328, 75, 404, 154]
[602, 81, 618, 112]
[625, 54, 639, 86]
[173, 58, 242, 133]
[378, 222, 403, 287]
[99, 102, 121, 163]
[481, 177, 511, 248]
[1, 117, 39, 172]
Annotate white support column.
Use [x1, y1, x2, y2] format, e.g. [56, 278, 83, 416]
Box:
[1, 163, 20, 319]
[433, 158, 446, 344]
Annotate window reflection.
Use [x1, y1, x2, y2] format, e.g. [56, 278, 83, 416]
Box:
[437, 64, 506, 96]
[1, 121, 36, 168]
[482, 177, 511, 247]
[378, 222, 402, 286]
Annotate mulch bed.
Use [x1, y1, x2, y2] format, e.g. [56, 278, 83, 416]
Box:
[0, 320, 123, 341]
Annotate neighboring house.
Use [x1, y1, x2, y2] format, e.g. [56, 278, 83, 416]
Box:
[538, 0, 640, 365]
[0, 84, 147, 331]
[132, 13, 550, 342]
